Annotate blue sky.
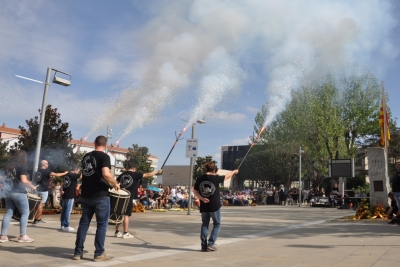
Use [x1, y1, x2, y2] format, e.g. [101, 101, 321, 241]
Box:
[1, 0, 399, 168]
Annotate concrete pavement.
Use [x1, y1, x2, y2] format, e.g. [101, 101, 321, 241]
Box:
[0, 205, 399, 267]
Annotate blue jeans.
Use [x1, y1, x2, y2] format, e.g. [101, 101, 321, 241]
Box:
[1, 192, 29, 236]
[394, 192, 400, 210]
[60, 198, 74, 227]
[36, 191, 48, 204]
[200, 209, 221, 248]
[74, 197, 110, 256]
[177, 199, 188, 208]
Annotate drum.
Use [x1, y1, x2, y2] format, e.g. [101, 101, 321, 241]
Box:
[109, 188, 131, 225]
[12, 193, 42, 223]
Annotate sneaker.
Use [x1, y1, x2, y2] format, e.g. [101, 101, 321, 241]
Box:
[201, 247, 209, 252]
[60, 226, 65, 230]
[62, 227, 75, 231]
[122, 232, 134, 239]
[207, 245, 217, 251]
[93, 253, 113, 262]
[72, 253, 83, 260]
[114, 231, 122, 238]
[33, 219, 46, 224]
[0, 236, 9, 243]
[17, 235, 34, 243]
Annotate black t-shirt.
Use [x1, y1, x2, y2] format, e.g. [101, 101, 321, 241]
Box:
[194, 174, 224, 212]
[35, 168, 52, 192]
[9, 165, 28, 194]
[391, 199, 399, 214]
[392, 172, 400, 192]
[81, 151, 111, 198]
[62, 172, 80, 199]
[149, 192, 160, 200]
[117, 171, 143, 199]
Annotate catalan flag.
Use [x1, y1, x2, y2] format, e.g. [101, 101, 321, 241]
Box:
[379, 94, 390, 147]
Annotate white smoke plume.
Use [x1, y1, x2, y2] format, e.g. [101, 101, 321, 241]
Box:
[93, 0, 397, 137]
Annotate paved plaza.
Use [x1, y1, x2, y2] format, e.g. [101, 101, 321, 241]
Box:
[0, 205, 399, 267]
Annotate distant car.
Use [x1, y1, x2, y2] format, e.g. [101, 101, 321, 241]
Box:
[310, 197, 330, 207]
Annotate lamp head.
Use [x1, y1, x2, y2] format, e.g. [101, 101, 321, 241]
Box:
[53, 76, 71, 86]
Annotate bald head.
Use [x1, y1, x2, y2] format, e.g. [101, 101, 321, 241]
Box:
[41, 160, 49, 169]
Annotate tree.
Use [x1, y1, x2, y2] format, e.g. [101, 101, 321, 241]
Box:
[12, 105, 75, 175]
[0, 140, 10, 170]
[253, 69, 383, 190]
[124, 144, 155, 184]
[193, 156, 217, 181]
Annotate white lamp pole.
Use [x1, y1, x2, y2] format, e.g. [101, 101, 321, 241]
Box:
[187, 123, 196, 215]
[298, 146, 303, 207]
[17, 68, 72, 180]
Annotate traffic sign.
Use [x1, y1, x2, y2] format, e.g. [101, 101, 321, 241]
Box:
[186, 139, 198, 158]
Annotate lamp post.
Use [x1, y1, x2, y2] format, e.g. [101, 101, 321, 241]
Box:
[298, 146, 304, 207]
[187, 119, 205, 215]
[16, 68, 72, 180]
[105, 125, 112, 153]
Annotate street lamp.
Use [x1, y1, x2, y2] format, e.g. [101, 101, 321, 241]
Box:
[186, 118, 205, 215]
[105, 125, 112, 153]
[296, 146, 304, 207]
[16, 68, 72, 180]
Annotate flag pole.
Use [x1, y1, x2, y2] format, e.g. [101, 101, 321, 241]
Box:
[381, 81, 389, 158]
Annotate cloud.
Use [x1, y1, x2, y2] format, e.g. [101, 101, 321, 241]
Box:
[210, 111, 246, 123]
[232, 137, 251, 146]
[245, 106, 259, 114]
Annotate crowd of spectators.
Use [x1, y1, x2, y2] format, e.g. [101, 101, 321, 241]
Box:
[135, 185, 199, 209]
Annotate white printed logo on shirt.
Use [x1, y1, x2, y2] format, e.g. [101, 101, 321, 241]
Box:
[199, 181, 216, 198]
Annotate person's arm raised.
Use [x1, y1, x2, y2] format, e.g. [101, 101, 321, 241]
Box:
[224, 169, 239, 180]
[143, 169, 163, 179]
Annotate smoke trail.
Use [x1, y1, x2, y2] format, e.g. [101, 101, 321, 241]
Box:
[186, 47, 242, 127]
[0, 170, 12, 199]
[97, 0, 398, 138]
[86, 85, 146, 138]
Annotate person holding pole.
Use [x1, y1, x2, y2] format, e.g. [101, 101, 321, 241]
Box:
[34, 160, 68, 224]
[114, 162, 162, 238]
[193, 162, 238, 252]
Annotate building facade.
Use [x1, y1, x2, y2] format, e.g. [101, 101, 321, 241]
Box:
[221, 145, 250, 170]
[0, 124, 158, 180]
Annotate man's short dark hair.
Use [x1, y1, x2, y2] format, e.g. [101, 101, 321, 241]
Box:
[126, 162, 137, 170]
[94, 135, 107, 147]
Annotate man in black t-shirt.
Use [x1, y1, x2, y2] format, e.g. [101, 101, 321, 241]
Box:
[60, 165, 81, 231]
[392, 162, 400, 223]
[194, 163, 238, 252]
[73, 136, 120, 262]
[114, 162, 162, 239]
[387, 192, 399, 224]
[33, 160, 67, 224]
